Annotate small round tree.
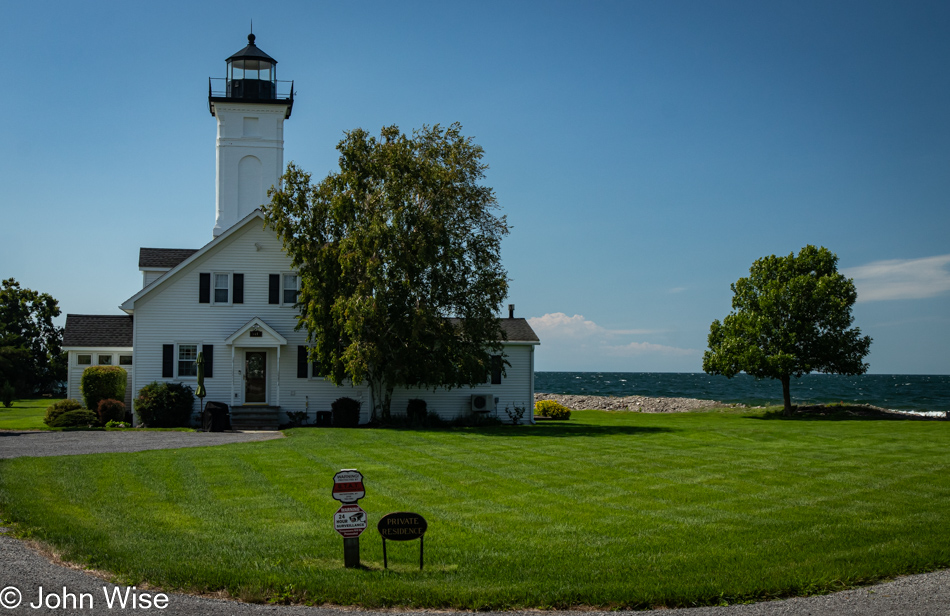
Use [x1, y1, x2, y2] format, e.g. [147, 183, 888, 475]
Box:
[703, 245, 872, 416]
[80, 366, 127, 413]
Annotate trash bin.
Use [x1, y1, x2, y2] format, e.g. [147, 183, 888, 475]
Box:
[316, 411, 332, 427]
[203, 401, 231, 432]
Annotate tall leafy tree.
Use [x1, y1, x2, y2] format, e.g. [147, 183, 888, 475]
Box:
[264, 124, 510, 421]
[703, 246, 872, 415]
[0, 278, 66, 396]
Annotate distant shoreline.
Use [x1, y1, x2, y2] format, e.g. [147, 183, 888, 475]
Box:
[534, 392, 731, 413]
[534, 392, 948, 418]
[534, 373, 950, 413]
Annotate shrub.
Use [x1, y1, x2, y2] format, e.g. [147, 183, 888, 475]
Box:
[407, 399, 428, 423]
[135, 381, 195, 427]
[535, 400, 571, 420]
[97, 398, 126, 425]
[105, 420, 131, 428]
[80, 366, 127, 413]
[1, 381, 13, 408]
[504, 403, 528, 426]
[331, 397, 361, 428]
[44, 399, 84, 426]
[48, 409, 99, 428]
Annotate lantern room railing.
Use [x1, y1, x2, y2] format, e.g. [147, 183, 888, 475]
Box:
[209, 78, 294, 101]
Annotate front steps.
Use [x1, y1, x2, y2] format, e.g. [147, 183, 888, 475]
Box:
[230, 406, 280, 430]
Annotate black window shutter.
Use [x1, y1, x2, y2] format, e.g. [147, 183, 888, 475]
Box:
[312, 360, 318, 378]
[232, 274, 244, 304]
[269, 274, 280, 304]
[203, 344, 214, 378]
[199, 273, 211, 304]
[162, 344, 174, 378]
[297, 345, 308, 378]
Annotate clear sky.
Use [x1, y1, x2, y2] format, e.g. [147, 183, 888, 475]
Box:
[1, 1, 947, 375]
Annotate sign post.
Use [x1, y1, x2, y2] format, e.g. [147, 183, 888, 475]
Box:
[332, 469, 366, 568]
[377, 511, 428, 570]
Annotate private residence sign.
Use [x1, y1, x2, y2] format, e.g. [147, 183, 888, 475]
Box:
[377, 512, 428, 540]
[378, 511, 428, 569]
[332, 469, 365, 503]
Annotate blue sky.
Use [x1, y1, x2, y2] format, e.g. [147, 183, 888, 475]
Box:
[1, 1, 948, 374]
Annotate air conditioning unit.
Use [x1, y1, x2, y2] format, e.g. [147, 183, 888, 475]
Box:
[471, 393, 495, 413]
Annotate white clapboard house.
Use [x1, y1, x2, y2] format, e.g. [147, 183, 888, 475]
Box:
[63, 34, 539, 428]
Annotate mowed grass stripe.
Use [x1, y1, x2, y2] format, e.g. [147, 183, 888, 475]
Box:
[1, 409, 949, 608]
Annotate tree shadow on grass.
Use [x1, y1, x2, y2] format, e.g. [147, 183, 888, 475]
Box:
[366, 422, 678, 438]
[744, 405, 945, 422]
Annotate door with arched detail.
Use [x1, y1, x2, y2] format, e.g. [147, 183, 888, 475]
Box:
[245, 351, 266, 404]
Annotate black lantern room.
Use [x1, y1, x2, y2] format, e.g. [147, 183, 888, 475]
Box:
[209, 33, 293, 117]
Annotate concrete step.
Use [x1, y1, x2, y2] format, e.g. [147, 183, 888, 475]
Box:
[230, 406, 280, 430]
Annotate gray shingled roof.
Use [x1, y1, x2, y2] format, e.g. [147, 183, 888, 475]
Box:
[63, 315, 133, 347]
[446, 318, 539, 343]
[138, 248, 199, 269]
[499, 318, 540, 342]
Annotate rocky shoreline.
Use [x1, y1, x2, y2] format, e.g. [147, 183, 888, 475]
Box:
[534, 393, 948, 419]
[534, 392, 734, 413]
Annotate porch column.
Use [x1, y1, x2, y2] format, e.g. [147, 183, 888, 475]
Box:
[230, 346, 235, 407]
[275, 345, 281, 408]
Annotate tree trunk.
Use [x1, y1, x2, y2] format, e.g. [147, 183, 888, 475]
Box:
[781, 375, 793, 416]
[368, 376, 394, 422]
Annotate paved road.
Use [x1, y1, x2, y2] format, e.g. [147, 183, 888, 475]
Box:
[1, 430, 948, 615]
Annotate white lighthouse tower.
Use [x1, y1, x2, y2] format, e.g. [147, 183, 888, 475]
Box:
[209, 34, 293, 237]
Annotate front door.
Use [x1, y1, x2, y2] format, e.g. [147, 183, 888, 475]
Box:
[245, 351, 267, 404]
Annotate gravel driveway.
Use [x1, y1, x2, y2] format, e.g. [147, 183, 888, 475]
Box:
[0, 429, 282, 459]
[1, 429, 948, 615]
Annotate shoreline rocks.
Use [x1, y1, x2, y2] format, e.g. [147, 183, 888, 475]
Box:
[534, 392, 734, 414]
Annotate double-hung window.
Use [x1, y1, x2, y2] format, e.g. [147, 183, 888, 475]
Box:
[283, 273, 299, 305]
[214, 273, 230, 304]
[178, 344, 198, 377]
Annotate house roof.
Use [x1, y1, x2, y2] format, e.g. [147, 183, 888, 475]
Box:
[499, 318, 540, 343]
[447, 318, 540, 344]
[139, 248, 199, 269]
[63, 315, 133, 348]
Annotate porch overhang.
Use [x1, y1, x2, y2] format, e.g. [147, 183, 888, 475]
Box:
[225, 317, 288, 347]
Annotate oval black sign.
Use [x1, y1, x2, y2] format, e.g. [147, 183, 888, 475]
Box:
[377, 512, 427, 541]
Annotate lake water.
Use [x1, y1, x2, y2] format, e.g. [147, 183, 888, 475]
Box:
[535, 372, 950, 413]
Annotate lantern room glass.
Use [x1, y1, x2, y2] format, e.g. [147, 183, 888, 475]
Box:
[227, 59, 276, 99]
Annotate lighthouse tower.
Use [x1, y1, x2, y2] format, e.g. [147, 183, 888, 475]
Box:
[209, 34, 293, 237]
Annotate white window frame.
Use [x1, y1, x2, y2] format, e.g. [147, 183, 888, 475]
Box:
[177, 343, 199, 379]
[98, 354, 113, 366]
[212, 272, 232, 305]
[281, 272, 300, 306]
[77, 353, 92, 366]
[119, 354, 133, 366]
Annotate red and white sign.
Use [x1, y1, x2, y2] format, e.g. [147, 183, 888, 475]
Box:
[332, 470, 365, 503]
[334, 504, 368, 537]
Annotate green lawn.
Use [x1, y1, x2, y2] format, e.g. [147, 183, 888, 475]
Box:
[1, 409, 949, 609]
[0, 398, 61, 430]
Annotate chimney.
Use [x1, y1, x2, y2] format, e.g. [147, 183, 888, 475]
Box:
[508, 304, 515, 319]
